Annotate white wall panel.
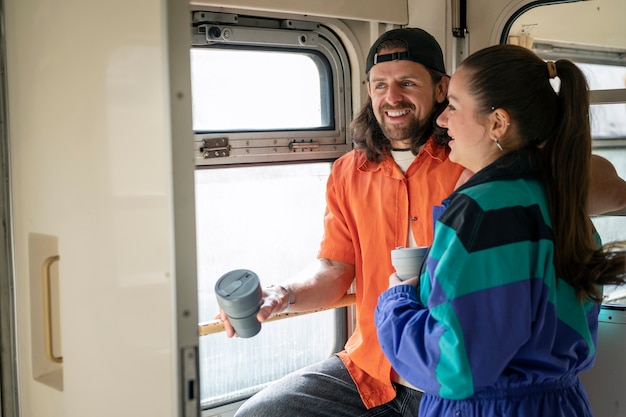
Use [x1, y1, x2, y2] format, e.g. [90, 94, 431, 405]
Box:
[467, 0, 626, 53]
[191, 0, 408, 24]
[4, 0, 187, 415]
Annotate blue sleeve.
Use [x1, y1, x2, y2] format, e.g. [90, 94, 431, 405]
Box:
[375, 284, 446, 395]
[376, 229, 484, 399]
[376, 193, 543, 399]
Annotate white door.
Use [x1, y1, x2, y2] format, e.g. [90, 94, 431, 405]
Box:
[1, 0, 199, 416]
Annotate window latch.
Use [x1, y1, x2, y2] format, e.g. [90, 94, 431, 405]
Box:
[200, 138, 230, 159]
[289, 140, 320, 152]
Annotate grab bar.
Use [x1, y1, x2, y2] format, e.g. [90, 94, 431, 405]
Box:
[199, 293, 356, 336]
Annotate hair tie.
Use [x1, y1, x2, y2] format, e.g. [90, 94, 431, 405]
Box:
[547, 61, 557, 78]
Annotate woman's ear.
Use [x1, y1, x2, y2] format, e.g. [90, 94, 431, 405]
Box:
[490, 108, 511, 139]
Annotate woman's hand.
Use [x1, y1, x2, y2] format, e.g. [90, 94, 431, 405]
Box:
[388, 273, 420, 289]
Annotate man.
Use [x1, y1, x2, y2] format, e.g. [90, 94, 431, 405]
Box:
[223, 27, 460, 417]
[223, 28, 626, 417]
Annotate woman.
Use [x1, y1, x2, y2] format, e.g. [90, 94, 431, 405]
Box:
[374, 44, 626, 416]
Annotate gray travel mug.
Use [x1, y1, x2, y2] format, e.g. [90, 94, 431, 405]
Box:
[215, 269, 262, 338]
[390, 246, 429, 280]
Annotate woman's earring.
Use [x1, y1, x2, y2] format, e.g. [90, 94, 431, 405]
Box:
[493, 138, 504, 151]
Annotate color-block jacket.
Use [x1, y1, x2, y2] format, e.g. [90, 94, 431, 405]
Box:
[375, 150, 599, 416]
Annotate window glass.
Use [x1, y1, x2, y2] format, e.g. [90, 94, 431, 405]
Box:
[590, 103, 626, 139]
[591, 148, 626, 244]
[578, 64, 626, 247]
[577, 63, 626, 139]
[195, 163, 338, 407]
[580, 63, 626, 90]
[190, 49, 328, 132]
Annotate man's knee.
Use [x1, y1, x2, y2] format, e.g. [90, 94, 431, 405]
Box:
[234, 389, 292, 417]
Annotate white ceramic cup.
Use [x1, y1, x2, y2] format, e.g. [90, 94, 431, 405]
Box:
[390, 246, 429, 281]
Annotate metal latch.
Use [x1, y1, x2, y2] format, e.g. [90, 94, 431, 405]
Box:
[200, 138, 230, 159]
[289, 140, 320, 152]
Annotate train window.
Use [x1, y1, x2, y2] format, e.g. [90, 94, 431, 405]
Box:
[530, 56, 626, 242]
[537, 48, 626, 246]
[195, 163, 342, 408]
[505, 0, 626, 298]
[529, 46, 626, 142]
[571, 63, 626, 140]
[191, 49, 330, 132]
[190, 11, 352, 166]
[190, 11, 352, 410]
[591, 147, 626, 243]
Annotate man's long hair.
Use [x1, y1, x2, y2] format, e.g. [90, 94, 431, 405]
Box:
[350, 69, 450, 163]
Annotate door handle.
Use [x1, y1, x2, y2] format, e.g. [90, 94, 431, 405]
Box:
[42, 255, 62, 363]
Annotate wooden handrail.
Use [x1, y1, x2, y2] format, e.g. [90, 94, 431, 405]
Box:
[199, 293, 356, 337]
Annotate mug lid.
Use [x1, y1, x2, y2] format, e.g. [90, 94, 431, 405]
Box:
[215, 269, 259, 299]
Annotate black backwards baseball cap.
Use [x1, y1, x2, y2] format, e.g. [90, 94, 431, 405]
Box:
[365, 28, 446, 74]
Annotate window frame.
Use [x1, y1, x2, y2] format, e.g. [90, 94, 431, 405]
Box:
[190, 11, 352, 166]
[532, 43, 626, 150]
[190, 11, 354, 410]
[533, 44, 626, 220]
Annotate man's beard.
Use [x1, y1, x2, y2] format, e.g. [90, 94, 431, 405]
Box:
[379, 110, 429, 143]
